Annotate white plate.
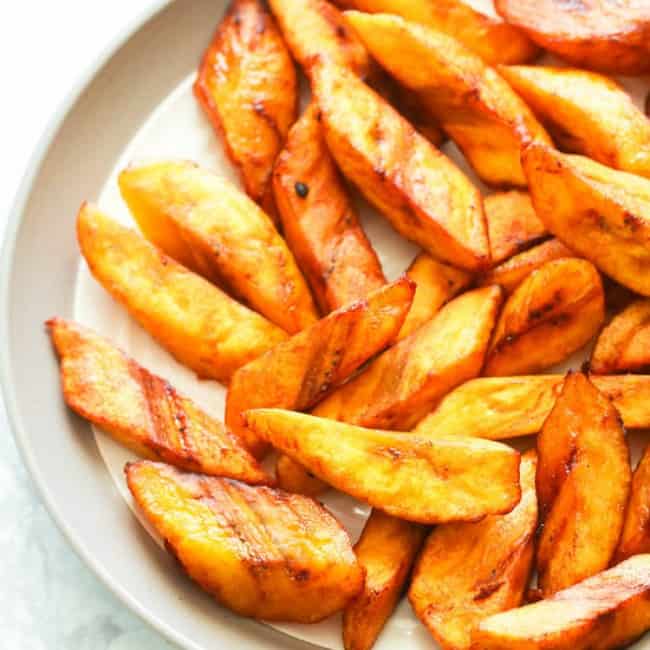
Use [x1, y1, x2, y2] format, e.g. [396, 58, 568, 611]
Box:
[3, 1, 650, 648]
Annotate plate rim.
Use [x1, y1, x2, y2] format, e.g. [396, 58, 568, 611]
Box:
[0, 3, 314, 649]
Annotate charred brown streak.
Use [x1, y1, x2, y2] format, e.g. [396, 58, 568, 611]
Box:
[136, 365, 192, 456]
[624, 211, 642, 232]
[473, 580, 504, 601]
[217, 481, 272, 566]
[253, 101, 282, 141]
[164, 382, 193, 455]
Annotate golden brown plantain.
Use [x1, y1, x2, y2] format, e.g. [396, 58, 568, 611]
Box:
[273, 104, 385, 314]
[500, 65, 650, 180]
[225, 278, 414, 457]
[591, 299, 650, 374]
[343, 510, 426, 650]
[345, 11, 551, 187]
[414, 374, 650, 441]
[268, 0, 371, 77]
[334, 0, 538, 65]
[312, 285, 502, 431]
[194, 0, 297, 217]
[245, 409, 521, 524]
[119, 161, 318, 334]
[472, 555, 650, 650]
[77, 203, 287, 383]
[483, 258, 605, 376]
[312, 61, 490, 272]
[523, 143, 650, 296]
[494, 0, 650, 75]
[616, 445, 650, 563]
[409, 451, 537, 650]
[536, 372, 631, 597]
[398, 252, 472, 340]
[477, 238, 574, 295]
[126, 461, 363, 622]
[47, 318, 270, 484]
[484, 191, 547, 265]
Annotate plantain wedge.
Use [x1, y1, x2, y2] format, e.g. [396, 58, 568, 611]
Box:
[616, 444, 650, 563]
[345, 11, 551, 187]
[399, 252, 472, 340]
[194, 0, 297, 217]
[414, 374, 650, 441]
[268, 0, 371, 77]
[312, 61, 490, 271]
[126, 461, 363, 622]
[245, 409, 522, 524]
[119, 161, 318, 334]
[47, 318, 270, 484]
[312, 285, 502, 431]
[523, 143, 650, 296]
[273, 104, 385, 314]
[500, 65, 650, 180]
[77, 203, 287, 383]
[484, 191, 547, 265]
[536, 372, 631, 597]
[591, 299, 650, 374]
[472, 555, 650, 650]
[478, 238, 574, 295]
[333, 0, 538, 66]
[225, 278, 414, 457]
[494, 0, 650, 75]
[483, 259, 605, 376]
[409, 451, 537, 650]
[343, 511, 426, 650]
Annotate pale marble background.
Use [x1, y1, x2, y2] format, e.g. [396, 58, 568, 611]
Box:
[0, 1, 177, 648]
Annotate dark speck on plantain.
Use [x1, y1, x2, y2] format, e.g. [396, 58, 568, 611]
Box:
[295, 182, 309, 198]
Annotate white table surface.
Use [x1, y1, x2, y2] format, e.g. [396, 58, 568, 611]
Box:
[0, 2, 176, 648]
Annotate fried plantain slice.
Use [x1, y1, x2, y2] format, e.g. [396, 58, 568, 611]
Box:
[494, 0, 650, 75]
[409, 451, 537, 650]
[398, 252, 473, 340]
[119, 161, 318, 334]
[126, 461, 363, 622]
[268, 0, 371, 77]
[414, 374, 650, 441]
[483, 259, 605, 376]
[523, 143, 650, 296]
[312, 286, 502, 431]
[194, 0, 297, 217]
[47, 318, 270, 485]
[225, 278, 414, 457]
[484, 191, 547, 265]
[312, 61, 490, 271]
[536, 372, 631, 597]
[273, 104, 385, 314]
[333, 0, 538, 65]
[343, 510, 426, 650]
[500, 65, 650, 180]
[245, 409, 521, 525]
[344, 11, 551, 187]
[477, 238, 574, 295]
[616, 445, 650, 563]
[472, 555, 650, 650]
[591, 299, 650, 374]
[77, 203, 287, 383]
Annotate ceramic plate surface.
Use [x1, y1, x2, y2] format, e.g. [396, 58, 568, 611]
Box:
[3, 1, 650, 649]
